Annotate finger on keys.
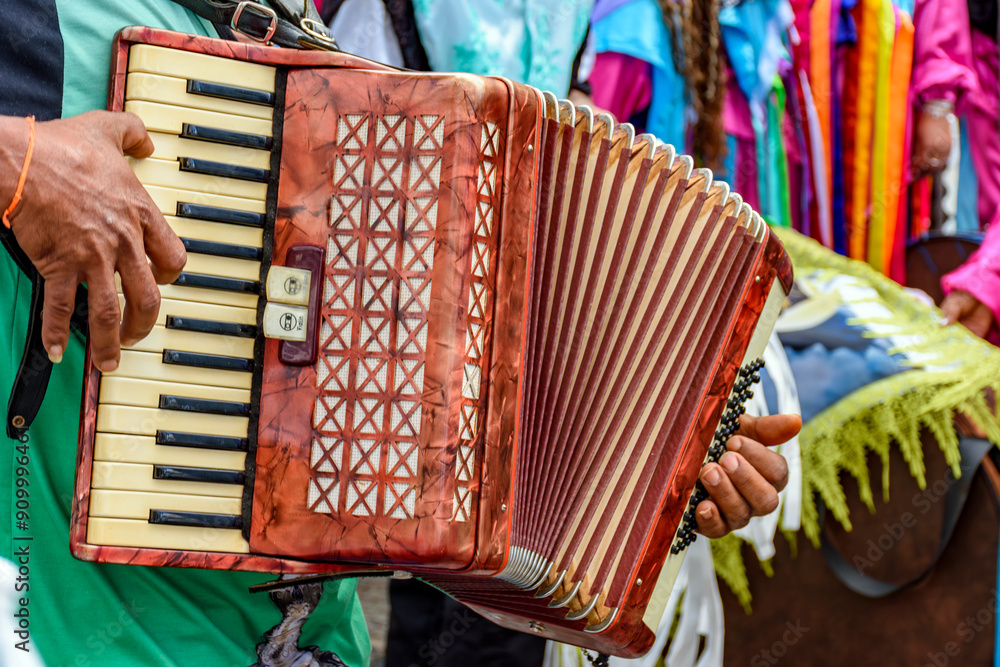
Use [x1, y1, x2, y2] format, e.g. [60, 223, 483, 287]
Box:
[40, 274, 79, 364]
[117, 243, 161, 347]
[141, 199, 186, 284]
[113, 112, 156, 160]
[86, 270, 123, 373]
[727, 435, 789, 492]
[699, 461, 754, 531]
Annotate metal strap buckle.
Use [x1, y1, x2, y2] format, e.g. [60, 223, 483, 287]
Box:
[299, 17, 335, 44]
[231, 1, 278, 43]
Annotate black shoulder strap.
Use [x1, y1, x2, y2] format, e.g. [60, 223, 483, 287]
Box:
[1, 225, 87, 441]
[168, 0, 340, 51]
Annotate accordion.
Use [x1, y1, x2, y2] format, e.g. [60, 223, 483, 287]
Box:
[72, 27, 793, 657]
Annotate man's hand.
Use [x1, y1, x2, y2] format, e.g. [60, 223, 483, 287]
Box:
[911, 106, 952, 178]
[6, 111, 186, 372]
[695, 413, 800, 538]
[941, 289, 995, 339]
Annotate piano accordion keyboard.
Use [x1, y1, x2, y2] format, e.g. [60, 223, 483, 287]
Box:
[87, 44, 279, 554]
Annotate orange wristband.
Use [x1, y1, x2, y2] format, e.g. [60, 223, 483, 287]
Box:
[2, 116, 36, 229]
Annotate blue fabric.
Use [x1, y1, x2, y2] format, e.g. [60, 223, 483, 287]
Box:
[957, 120, 981, 231]
[778, 292, 906, 423]
[412, 0, 593, 94]
[591, 0, 686, 148]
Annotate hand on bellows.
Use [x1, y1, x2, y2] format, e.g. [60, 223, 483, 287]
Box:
[7, 111, 186, 372]
[695, 413, 800, 538]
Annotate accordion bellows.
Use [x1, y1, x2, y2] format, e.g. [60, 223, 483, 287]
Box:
[73, 28, 792, 657]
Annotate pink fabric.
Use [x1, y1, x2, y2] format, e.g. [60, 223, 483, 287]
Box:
[965, 30, 1000, 225]
[942, 209, 1000, 344]
[909, 0, 979, 107]
[723, 76, 761, 211]
[589, 52, 653, 123]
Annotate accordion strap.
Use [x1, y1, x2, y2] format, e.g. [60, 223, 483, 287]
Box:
[168, 0, 340, 51]
[0, 224, 88, 441]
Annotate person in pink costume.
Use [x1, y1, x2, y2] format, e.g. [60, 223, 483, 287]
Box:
[915, 0, 1000, 341]
[942, 209, 1000, 342]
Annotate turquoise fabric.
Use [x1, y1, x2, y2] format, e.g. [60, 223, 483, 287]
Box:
[957, 120, 981, 233]
[412, 0, 593, 94]
[590, 0, 687, 150]
[1, 3, 370, 666]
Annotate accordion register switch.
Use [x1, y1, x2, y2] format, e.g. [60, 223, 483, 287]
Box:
[72, 27, 794, 658]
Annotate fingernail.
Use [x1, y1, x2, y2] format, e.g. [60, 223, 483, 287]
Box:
[727, 437, 742, 452]
[699, 508, 713, 520]
[122, 338, 140, 348]
[720, 452, 739, 473]
[98, 358, 119, 373]
[48, 345, 63, 364]
[704, 467, 721, 485]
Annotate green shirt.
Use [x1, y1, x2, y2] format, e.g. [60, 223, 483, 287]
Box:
[0, 3, 370, 665]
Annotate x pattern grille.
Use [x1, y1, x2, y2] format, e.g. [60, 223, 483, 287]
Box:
[308, 113, 441, 520]
[453, 121, 500, 521]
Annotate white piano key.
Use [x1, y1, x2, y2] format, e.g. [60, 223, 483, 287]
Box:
[87, 517, 250, 553]
[164, 216, 264, 248]
[126, 72, 273, 121]
[91, 461, 243, 498]
[96, 405, 249, 439]
[183, 252, 261, 282]
[124, 324, 255, 358]
[158, 283, 259, 310]
[148, 132, 271, 170]
[89, 488, 242, 520]
[129, 157, 268, 202]
[128, 44, 276, 93]
[117, 295, 257, 329]
[145, 184, 265, 218]
[125, 100, 272, 138]
[93, 433, 246, 471]
[98, 376, 251, 409]
[109, 350, 252, 390]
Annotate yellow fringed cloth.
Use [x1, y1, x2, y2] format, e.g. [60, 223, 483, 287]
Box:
[713, 227, 1000, 609]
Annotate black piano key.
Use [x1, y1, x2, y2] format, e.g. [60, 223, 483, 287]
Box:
[149, 509, 243, 529]
[181, 237, 262, 261]
[178, 157, 270, 183]
[158, 395, 251, 416]
[153, 465, 245, 486]
[162, 349, 253, 373]
[165, 315, 258, 339]
[156, 430, 248, 451]
[181, 123, 272, 150]
[176, 202, 265, 227]
[173, 272, 259, 294]
[186, 80, 275, 107]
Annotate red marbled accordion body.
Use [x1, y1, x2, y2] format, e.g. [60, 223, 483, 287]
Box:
[73, 27, 793, 657]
